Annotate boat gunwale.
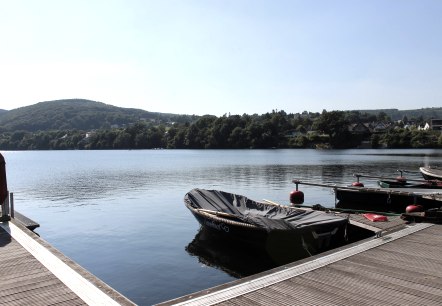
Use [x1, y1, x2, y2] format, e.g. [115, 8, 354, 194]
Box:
[185, 202, 263, 230]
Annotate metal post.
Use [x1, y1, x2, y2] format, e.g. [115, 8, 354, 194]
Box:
[1, 191, 10, 221]
[10, 192, 14, 219]
[4, 192, 9, 216]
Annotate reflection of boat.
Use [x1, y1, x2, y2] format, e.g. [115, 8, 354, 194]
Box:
[186, 227, 279, 278]
[420, 166, 442, 181]
[184, 189, 348, 262]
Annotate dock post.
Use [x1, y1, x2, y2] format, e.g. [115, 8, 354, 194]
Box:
[10, 192, 14, 219]
[0, 153, 10, 221]
[0, 192, 10, 221]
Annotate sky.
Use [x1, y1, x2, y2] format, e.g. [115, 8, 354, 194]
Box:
[0, 0, 441, 116]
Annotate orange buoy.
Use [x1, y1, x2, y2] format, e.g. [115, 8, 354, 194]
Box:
[290, 190, 304, 204]
[352, 182, 364, 187]
[405, 205, 424, 213]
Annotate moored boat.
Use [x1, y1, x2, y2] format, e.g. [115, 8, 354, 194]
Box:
[420, 166, 442, 181]
[377, 179, 442, 189]
[291, 179, 442, 214]
[335, 186, 442, 213]
[184, 188, 349, 262]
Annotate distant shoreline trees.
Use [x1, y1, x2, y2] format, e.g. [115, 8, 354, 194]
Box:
[1, 110, 441, 150]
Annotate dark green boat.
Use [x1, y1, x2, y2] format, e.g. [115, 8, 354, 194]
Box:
[377, 179, 442, 189]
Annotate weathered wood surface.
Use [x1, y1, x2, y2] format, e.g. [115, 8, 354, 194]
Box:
[0, 226, 86, 305]
[160, 223, 442, 306]
[347, 213, 406, 233]
[13, 210, 40, 231]
[0, 220, 135, 305]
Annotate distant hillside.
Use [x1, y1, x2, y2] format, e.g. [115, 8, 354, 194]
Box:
[357, 108, 442, 121]
[0, 99, 440, 133]
[0, 109, 6, 115]
[0, 99, 196, 132]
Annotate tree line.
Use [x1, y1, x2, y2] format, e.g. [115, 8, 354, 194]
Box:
[1, 110, 441, 150]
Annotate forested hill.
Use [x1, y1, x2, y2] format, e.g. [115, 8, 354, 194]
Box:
[357, 108, 442, 121]
[0, 99, 196, 132]
[0, 98, 441, 133]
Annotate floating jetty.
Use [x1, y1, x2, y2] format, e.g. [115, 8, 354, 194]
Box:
[0, 213, 135, 305]
[159, 219, 442, 306]
[0, 153, 135, 305]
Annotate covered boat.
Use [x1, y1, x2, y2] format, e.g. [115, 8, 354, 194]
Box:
[420, 166, 442, 181]
[335, 186, 442, 213]
[184, 188, 348, 262]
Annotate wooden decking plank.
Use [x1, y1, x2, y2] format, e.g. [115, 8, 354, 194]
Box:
[0, 250, 34, 262]
[245, 286, 308, 306]
[344, 255, 442, 289]
[0, 266, 53, 282]
[285, 274, 383, 306]
[0, 264, 49, 281]
[329, 262, 442, 303]
[1, 221, 126, 305]
[268, 280, 345, 306]
[261, 285, 309, 305]
[0, 272, 61, 292]
[216, 295, 262, 306]
[269, 283, 340, 306]
[358, 248, 442, 276]
[284, 274, 376, 306]
[0, 289, 84, 306]
[0, 277, 61, 297]
[298, 267, 409, 306]
[0, 270, 54, 288]
[242, 290, 294, 306]
[48, 297, 87, 306]
[380, 240, 442, 261]
[321, 262, 441, 305]
[0, 282, 79, 305]
[0, 221, 134, 306]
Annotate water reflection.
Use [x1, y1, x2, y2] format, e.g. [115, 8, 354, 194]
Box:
[186, 227, 282, 278]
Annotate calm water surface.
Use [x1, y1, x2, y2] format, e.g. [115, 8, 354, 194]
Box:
[2, 149, 442, 305]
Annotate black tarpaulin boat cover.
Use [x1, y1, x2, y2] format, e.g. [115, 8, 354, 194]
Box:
[185, 189, 348, 231]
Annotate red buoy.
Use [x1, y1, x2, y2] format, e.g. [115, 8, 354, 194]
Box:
[396, 176, 407, 183]
[290, 190, 304, 204]
[352, 182, 364, 187]
[405, 205, 423, 213]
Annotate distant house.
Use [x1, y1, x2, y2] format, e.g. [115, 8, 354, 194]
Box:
[85, 131, 96, 138]
[418, 123, 430, 131]
[371, 122, 390, 133]
[285, 126, 307, 138]
[431, 119, 442, 131]
[348, 123, 371, 134]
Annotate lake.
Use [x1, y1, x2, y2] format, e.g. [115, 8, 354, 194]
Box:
[2, 149, 441, 305]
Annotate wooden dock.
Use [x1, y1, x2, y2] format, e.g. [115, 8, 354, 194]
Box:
[159, 222, 442, 306]
[0, 218, 135, 305]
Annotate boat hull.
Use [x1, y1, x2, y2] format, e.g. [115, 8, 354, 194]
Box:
[420, 167, 442, 181]
[336, 187, 442, 213]
[189, 208, 347, 264]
